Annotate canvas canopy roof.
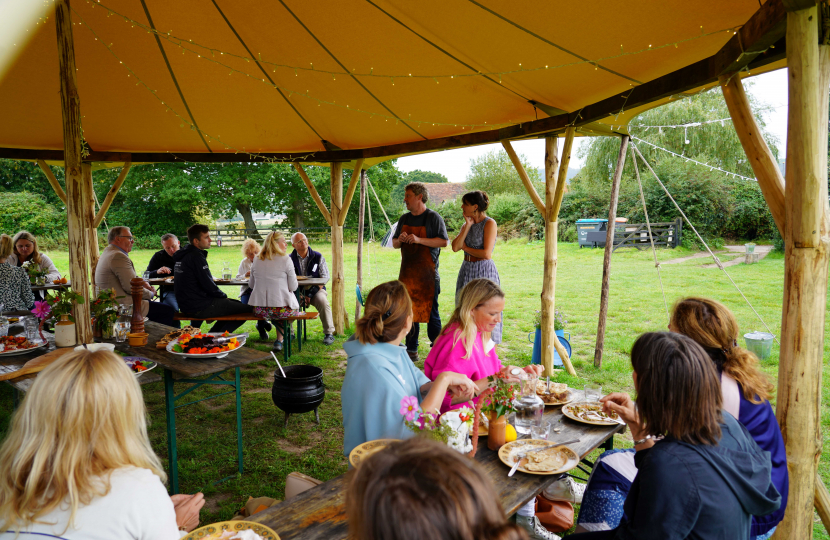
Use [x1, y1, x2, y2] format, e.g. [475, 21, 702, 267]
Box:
[0, 0, 784, 167]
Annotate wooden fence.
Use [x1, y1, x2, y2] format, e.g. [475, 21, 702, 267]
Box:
[584, 218, 682, 251]
[212, 227, 354, 246]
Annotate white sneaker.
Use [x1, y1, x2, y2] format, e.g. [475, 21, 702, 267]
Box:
[515, 515, 562, 540]
[543, 476, 586, 504]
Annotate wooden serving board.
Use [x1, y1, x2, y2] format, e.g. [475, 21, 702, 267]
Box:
[0, 348, 73, 381]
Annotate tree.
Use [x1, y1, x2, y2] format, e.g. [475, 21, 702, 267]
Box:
[0, 159, 66, 208]
[465, 149, 542, 195]
[404, 169, 449, 184]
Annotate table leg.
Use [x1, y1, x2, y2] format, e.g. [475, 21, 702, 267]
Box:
[164, 368, 180, 494]
[235, 366, 243, 475]
[296, 317, 302, 352]
[284, 320, 291, 359]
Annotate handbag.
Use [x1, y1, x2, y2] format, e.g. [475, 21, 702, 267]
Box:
[534, 493, 574, 533]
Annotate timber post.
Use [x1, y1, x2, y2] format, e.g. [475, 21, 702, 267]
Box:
[773, 4, 830, 539]
[55, 0, 93, 344]
[355, 170, 366, 322]
[330, 162, 346, 334]
[594, 135, 629, 368]
[82, 163, 99, 287]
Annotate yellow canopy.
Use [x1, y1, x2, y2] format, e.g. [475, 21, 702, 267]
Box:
[0, 0, 782, 162]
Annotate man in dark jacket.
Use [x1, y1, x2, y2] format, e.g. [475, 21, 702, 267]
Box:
[145, 233, 180, 311]
[289, 232, 334, 345]
[174, 224, 253, 333]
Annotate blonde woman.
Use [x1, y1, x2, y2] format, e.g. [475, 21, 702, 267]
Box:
[0, 234, 34, 311]
[0, 349, 204, 538]
[9, 230, 61, 282]
[424, 278, 542, 414]
[237, 238, 271, 340]
[249, 231, 300, 352]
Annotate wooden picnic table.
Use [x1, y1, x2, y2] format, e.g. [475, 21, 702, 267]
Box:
[146, 277, 249, 287]
[30, 282, 71, 292]
[1, 321, 272, 495]
[250, 393, 624, 540]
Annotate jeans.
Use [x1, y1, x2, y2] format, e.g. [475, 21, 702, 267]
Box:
[405, 278, 441, 352]
[160, 290, 179, 312]
[147, 301, 179, 328]
[186, 297, 253, 333]
[240, 291, 270, 334]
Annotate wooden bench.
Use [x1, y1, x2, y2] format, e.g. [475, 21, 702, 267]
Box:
[172, 312, 319, 359]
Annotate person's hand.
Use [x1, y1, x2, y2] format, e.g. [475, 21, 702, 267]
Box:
[501, 365, 526, 383]
[157, 267, 172, 275]
[523, 364, 544, 378]
[245, 271, 251, 277]
[600, 392, 641, 432]
[398, 232, 410, 243]
[441, 372, 477, 401]
[171, 492, 205, 532]
[464, 215, 475, 227]
[406, 234, 421, 245]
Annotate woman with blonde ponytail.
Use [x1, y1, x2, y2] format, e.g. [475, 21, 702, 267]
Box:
[425, 279, 543, 414]
[341, 281, 477, 456]
[249, 231, 300, 351]
[347, 438, 527, 540]
[0, 349, 204, 538]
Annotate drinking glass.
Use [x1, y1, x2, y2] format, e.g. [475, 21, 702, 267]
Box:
[584, 383, 602, 402]
[513, 372, 544, 435]
[222, 262, 232, 281]
[531, 421, 551, 440]
[0, 316, 9, 337]
[114, 321, 130, 343]
[23, 316, 39, 343]
[142, 271, 151, 280]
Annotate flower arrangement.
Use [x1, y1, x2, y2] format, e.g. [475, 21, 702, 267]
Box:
[30, 300, 51, 342]
[533, 308, 568, 331]
[400, 397, 475, 453]
[91, 288, 122, 335]
[481, 371, 518, 419]
[21, 260, 47, 285]
[46, 288, 85, 322]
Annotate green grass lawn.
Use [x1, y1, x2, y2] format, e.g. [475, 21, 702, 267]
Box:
[1, 240, 828, 536]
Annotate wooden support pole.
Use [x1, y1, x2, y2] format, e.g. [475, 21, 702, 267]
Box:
[594, 135, 629, 368]
[540, 133, 576, 377]
[502, 140, 546, 215]
[329, 162, 346, 334]
[720, 75, 786, 235]
[94, 161, 131, 228]
[339, 158, 365, 227]
[551, 126, 576, 217]
[293, 162, 332, 225]
[55, 0, 93, 344]
[82, 163, 99, 288]
[774, 6, 830, 539]
[817, 474, 830, 533]
[355, 170, 366, 322]
[36, 160, 67, 204]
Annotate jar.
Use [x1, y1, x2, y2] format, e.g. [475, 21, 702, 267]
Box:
[513, 372, 545, 435]
[54, 315, 76, 347]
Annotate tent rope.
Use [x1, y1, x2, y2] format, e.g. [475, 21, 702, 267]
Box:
[631, 143, 778, 342]
[366, 177, 393, 229]
[366, 180, 376, 289]
[630, 149, 670, 322]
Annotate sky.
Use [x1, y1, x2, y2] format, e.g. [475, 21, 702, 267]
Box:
[396, 69, 790, 183]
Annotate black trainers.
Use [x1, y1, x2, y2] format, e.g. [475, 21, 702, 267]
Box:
[323, 334, 335, 345]
[258, 327, 269, 341]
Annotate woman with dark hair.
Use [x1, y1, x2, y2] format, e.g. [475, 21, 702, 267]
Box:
[451, 190, 503, 343]
[575, 300, 787, 540]
[341, 281, 477, 456]
[346, 437, 526, 540]
[568, 332, 780, 540]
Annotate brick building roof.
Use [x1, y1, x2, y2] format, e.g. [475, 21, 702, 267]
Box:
[424, 182, 468, 205]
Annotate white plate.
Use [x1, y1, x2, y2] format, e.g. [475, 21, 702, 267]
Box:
[123, 356, 158, 377]
[166, 332, 247, 359]
[0, 339, 49, 357]
[498, 440, 580, 476]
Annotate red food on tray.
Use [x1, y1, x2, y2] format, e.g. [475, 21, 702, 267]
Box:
[0, 336, 40, 351]
[172, 333, 240, 355]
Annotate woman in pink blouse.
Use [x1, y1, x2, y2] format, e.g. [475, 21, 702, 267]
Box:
[424, 278, 543, 414]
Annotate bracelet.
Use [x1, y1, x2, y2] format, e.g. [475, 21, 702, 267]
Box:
[633, 434, 657, 446]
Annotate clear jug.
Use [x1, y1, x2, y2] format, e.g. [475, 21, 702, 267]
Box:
[513, 372, 545, 435]
[114, 305, 132, 342]
[222, 262, 232, 281]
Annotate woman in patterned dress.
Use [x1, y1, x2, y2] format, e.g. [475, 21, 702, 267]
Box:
[8, 231, 61, 303]
[0, 234, 34, 312]
[451, 191, 502, 343]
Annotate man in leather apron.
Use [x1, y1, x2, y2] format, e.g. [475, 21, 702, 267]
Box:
[393, 182, 449, 361]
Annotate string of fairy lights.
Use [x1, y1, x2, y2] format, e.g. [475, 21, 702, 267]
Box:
[631, 136, 757, 182]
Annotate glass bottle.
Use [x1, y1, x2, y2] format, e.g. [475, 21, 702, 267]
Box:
[513, 372, 545, 435]
[115, 304, 132, 342]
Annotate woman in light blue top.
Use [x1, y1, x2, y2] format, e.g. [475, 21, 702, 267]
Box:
[341, 281, 476, 456]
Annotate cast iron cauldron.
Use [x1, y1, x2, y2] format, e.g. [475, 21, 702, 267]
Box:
[272, 365, 325, 428]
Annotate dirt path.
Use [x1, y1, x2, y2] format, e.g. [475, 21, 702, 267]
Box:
[662, 245, 773, 268]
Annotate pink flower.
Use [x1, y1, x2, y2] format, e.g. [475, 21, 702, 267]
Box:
[400, 395, 420, 422]
[32, 301, 51, 320]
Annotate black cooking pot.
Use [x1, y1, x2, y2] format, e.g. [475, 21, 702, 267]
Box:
[272, 364, 325, 427]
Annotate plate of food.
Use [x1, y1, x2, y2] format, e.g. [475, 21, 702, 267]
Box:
[535, 381, 574, 407]
[0, 336, 48, 357]
[498, 439, 579, 476]
[562, 402, 624, 426]
[123, 356, 157, 378]
[166, 332, 247, 359]
[156, 326, 201, 350]
[183, 520, 279, 540]
[296, 275, 308, 281]
[349, 439, 398, 467]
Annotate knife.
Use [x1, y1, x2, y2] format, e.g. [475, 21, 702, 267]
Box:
[546, 375, 551, 395]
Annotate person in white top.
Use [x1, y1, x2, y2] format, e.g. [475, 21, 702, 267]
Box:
[249, 231, 299, 352]
[236, 238, 272, 341]
[8, 230, 61, 302]
[0, 348, 205, 539]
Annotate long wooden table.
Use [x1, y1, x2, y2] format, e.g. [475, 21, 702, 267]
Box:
[250, 394, 624, 539]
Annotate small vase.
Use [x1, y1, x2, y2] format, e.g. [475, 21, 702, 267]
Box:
[54, 315, 76, 348]
[487, 412, 507, 451]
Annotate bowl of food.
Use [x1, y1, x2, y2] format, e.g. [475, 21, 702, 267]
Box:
[167, 332, 246, 359]
[535, 381, 574, 406]
[183, 520, 279, 539]
[127, 332, 149, 347]
[123, 356, 157, 378]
